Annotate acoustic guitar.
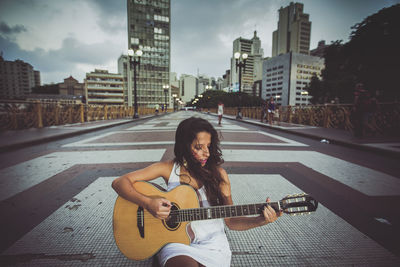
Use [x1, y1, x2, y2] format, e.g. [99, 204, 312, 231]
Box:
[113, 181, 318, 260]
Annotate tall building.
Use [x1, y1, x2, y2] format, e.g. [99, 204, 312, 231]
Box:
[262, 52, 324, 106]
[126, 0, 171, 107]
[310, 40, 328, 57]
[84, 69, 124, 105]
[231, 31, 263, 96]
[0, 55, 40, 99]
[179, 74, 197, 104]
[272, 2, 311, 57]
[197, 74, 212, 95]
[222, 70, 231, 91]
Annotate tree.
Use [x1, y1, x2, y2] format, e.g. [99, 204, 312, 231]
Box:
[307, 75, 323, 104]
[346, 3, 400, 101]
[307, 4, 400, 103]
[190, 90, 263, 109]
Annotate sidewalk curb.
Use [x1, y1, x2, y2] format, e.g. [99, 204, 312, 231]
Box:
[0, 113, 166, 152]
[213, 113, 400, 158]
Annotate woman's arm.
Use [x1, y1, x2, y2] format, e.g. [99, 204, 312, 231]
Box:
[111, 161, 173, 219]
[219, 168, 282, 231]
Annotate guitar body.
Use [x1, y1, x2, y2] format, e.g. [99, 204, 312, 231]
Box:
[113, 181, 200, 260]
[113, 181, 318, 261]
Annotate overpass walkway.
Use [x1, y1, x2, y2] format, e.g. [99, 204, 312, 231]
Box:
[1, 111, 399, 157]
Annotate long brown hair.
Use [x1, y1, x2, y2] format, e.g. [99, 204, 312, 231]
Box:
[173, 117, 225, 205]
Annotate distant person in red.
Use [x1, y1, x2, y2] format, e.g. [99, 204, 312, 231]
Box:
[217, 101, 224, 126]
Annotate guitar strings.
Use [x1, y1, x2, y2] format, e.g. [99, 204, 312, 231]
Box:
[133, 199, 315, 222]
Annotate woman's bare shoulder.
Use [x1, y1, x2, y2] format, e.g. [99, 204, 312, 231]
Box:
[151, 160, 174, 176]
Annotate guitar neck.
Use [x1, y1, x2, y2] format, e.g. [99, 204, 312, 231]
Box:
[171, 202, 281, 223]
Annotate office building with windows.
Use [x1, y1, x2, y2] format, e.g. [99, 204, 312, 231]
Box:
[230, 31, 264, 96]
[125, 0, 171, 108]
[262, 52, 324, 106]
[0, 56, 40, 99]
[272, 2, 311, 56]
[84, 69, 124, 105]
[179, 74, 197, 104]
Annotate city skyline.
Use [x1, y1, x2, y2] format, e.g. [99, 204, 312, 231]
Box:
[0, 0, 398, 85]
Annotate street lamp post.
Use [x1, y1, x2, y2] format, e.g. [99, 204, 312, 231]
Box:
[128, 48, 143, 119]
[172, 94, 177, 111]
[163, 85, 169, 113]
[234, 52, 248, 119]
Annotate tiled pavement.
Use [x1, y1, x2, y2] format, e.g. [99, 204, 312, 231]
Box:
[0, 111, 399, 266]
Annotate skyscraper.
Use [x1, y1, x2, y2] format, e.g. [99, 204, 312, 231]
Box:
[272, 2, 311, 57]
[124, 0, 171, 107]
[231, 31, 263, 96]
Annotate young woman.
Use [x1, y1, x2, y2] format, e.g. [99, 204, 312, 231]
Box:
[112, 117, 281, 267]
[217, 101, 224, 126]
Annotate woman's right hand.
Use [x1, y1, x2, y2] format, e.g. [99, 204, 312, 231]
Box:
[145, 197, 172, 220]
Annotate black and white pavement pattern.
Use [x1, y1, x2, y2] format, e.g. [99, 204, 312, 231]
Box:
[1, 111, 399, 266]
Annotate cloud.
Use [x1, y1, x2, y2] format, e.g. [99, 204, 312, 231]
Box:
[1, 34, 124, 83]
[2, 0, 398, 84]
[87, 0, 126, 33]
[0, 21, 27, 35]
[170, 0, 279, 77]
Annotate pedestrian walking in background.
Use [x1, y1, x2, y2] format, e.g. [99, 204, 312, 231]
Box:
[274, 105, 280, 125]
[112, 117, 282, 266]
[155, 104, 160, 115]
[267, 97, 276, 125]
[217, 101, 224, 126]
[261, 98, 267, 122]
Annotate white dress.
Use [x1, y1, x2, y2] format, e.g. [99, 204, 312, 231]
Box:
[218, 104, 224, 116]
[157, 163, 232, 266]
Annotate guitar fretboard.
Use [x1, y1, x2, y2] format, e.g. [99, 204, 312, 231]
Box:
[170, 202, 281, 223]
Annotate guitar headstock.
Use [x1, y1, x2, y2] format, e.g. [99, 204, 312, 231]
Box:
[280, 193, 318, 215]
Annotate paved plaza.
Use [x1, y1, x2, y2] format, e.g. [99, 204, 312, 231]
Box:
[1, 111, 399, 266]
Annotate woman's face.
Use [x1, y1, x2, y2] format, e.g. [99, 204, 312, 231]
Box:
[190, 131, 211, 166]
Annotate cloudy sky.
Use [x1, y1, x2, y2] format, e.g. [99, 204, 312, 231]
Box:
[1, 0, 399, 84]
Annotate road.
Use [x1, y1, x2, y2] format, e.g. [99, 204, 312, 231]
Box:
[1, 111, 399, 266]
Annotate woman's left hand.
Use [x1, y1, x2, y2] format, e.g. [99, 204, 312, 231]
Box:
[262, 197, 283, 224]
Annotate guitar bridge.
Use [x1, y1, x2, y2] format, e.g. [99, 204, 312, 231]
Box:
[137, 206, 145, 238]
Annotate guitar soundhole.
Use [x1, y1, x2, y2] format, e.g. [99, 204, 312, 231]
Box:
[163, 203, 180, 231]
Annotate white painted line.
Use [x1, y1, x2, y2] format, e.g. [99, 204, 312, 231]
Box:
[0, 150, 166, 201]
[64, 141, 175, 147]
[63, 130, 308, 148]
[227, 174, 399, 265]
[258, 131, 308, 146]
[223, 150, 400, 196]
[4, 175, 399, 266]
[62, 132, 116, 147]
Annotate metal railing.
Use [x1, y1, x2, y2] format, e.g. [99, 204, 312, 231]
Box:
[0, 100, 156, 130]
[1, 100, 399, 136]
[209, 103, 400, 136]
